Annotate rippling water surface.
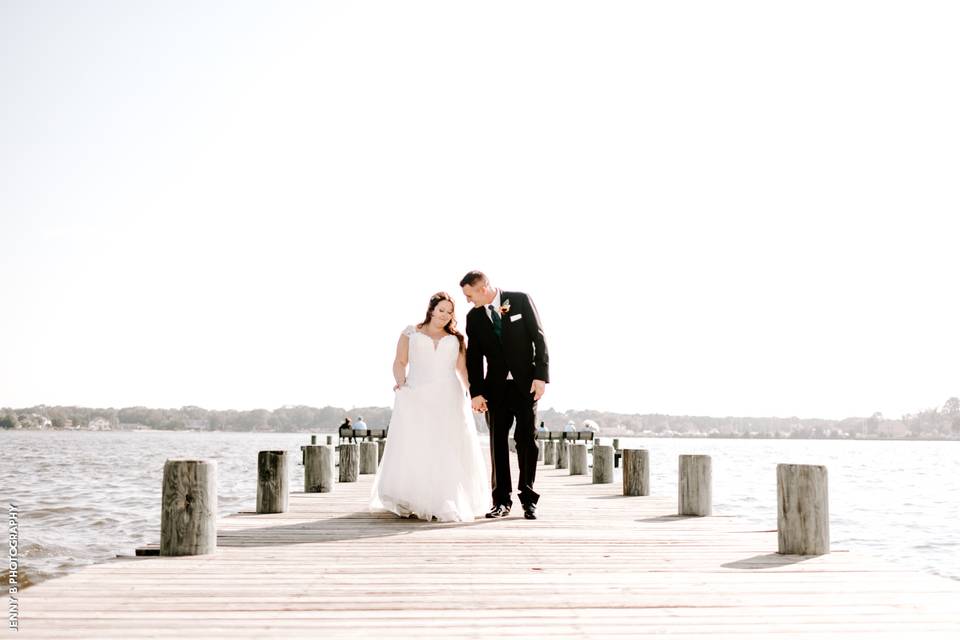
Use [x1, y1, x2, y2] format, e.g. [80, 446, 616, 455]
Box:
[1, 431, 957, 586]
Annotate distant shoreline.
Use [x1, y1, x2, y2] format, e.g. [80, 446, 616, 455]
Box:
[5, 398, 959, 439]
[2, 428, 958, 442]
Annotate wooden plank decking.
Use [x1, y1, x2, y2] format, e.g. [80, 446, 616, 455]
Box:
[17, 455, 960, 638]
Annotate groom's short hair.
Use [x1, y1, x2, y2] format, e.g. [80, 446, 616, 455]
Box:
[459, 270, 489, 287]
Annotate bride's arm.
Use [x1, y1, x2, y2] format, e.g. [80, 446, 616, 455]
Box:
[456, 348, 469, 392]
[393, 333, 410, 390]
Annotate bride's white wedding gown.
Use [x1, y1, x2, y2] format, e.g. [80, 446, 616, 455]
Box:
[369, 325, 489, 522]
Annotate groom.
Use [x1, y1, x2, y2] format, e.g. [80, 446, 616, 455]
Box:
[460, 270, 549, 520]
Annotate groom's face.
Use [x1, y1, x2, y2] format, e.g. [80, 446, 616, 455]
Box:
[461, 283, 491, 308]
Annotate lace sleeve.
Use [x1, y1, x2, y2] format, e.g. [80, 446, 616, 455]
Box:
[401, 325, 417, 338]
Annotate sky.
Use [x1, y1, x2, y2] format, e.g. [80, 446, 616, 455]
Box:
[1, 1, 958, 420]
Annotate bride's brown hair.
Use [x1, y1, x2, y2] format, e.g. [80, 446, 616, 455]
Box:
[417, 292, 466, 354]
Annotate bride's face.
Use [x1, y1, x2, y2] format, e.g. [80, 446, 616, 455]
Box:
[431, 300, 454, 326]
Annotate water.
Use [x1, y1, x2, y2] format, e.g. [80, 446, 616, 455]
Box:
[1, 431, 958, 587]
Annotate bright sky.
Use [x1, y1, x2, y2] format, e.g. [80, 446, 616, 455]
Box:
[2, 1, 958, 420]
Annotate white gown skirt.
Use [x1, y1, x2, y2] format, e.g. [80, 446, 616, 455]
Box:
[369, 375, 489, 522]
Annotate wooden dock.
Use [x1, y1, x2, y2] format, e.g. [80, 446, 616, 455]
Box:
[18, 454, 960, 638]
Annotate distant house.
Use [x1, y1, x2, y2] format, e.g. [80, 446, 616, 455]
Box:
[88, 417, 112, 431]
[185, 419, 209, 431]
[15, 413, 52, 430]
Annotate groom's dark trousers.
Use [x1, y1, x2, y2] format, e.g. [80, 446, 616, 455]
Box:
[485, 381, 539, 507]
[465, 290, 550, 508]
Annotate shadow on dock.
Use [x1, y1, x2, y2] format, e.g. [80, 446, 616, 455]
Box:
[216, 510, 495, 547]
[721, 553, 818, 570]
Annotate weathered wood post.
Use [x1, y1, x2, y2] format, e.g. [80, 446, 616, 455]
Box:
[612, 438, 620, 451]
[310, 434, 318, 445]
[569, 443, 588, 475]
[537, 441, 544, 462]
[678, 455, 712, 516]
[622, 449, 649, 496]
[359, 441, 379, 474]
[543, 441, 557, 465]
[303, 445, 334, 493]
[777, 464, 829, 555]
[557, 441, 569, 469]
[593, 445, 614, 483]
[339, 442, 360, 482]
[377, 439, 386, 462]
[161, 459, 217, 556]
[326, 435, 334, 446]
[256, 451, 288, 514]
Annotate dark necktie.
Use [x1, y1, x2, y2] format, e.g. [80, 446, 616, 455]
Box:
[488, 304, 502, 338]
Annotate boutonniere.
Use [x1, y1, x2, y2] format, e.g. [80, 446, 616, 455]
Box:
[500, 299, 511, 315]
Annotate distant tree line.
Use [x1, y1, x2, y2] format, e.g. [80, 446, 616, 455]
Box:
[1, 397, 958, 438]
[0, 405, 392, 432]
[536, 396, 960, 438]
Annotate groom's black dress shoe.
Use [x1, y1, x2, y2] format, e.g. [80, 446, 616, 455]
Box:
[522, 503, 537, 520]
[485, 504, 511, 518]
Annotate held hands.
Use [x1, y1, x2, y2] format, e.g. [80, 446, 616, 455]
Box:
[472, 383, 544, 410]
[393, 377, 406, 391]
[530, 379, 546, 402]
[471, 395, 488, 413]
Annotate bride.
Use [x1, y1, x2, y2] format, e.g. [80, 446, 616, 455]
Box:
[369, 292, 489, 522]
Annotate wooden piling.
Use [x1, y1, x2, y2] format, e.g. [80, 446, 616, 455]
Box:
[569, 443, 588, 475]
[339, 443, 360, 482]
[593, 445, 614, 484]
[256, 451, 288, 514]
[360, 441, 379, 474]
[543, 441, 557, 465]
[777, 463, 829, 555]
[160, 459, 217, 556]
[303, 445, 334, 493]
[557, 441, 569, 469]
[622, 449, 649, 496]
[678, 454, 712, 516]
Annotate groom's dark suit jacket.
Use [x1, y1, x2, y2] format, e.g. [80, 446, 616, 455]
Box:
[465, 291, 549, 404]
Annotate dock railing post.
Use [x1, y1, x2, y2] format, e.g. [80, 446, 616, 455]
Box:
[593, 445, 614, 484]
[622, 449, 649, 496]
[557, 441, 570, 469]
[304, 445, 334, 493]
[777, 463, 829, 555]
[359, 441, 379, 474]
[256, 451, 289, 514]
[544, 440, 557, 465]
[339, 442, 360, 482]
[161, 459, 217, 556]
[569, 443, 588, 475]
[678, 454, 712, 516]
